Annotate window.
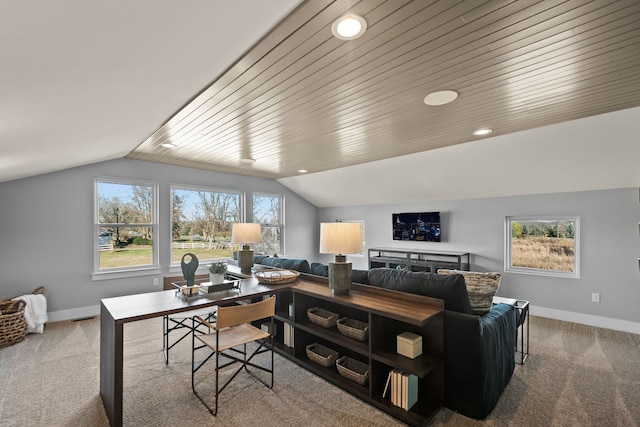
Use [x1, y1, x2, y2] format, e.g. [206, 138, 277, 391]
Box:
[253, 193, 283, 255]
[171, 185, 242, 264]
[505, 215, 580, 278]
[95, 178, 158, 273]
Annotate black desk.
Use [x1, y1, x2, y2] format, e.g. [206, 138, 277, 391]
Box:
[99, 275, 292, 427]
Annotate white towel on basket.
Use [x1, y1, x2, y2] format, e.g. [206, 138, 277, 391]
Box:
[13, 294, 48, 333]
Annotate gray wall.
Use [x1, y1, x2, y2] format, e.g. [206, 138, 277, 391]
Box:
[318, 188, 640, 330]
[0, 158, 317, 318]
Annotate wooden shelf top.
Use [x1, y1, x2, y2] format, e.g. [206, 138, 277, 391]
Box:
[292, 276, 443, 326]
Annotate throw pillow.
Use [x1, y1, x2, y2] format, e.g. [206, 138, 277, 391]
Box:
[438, 269, 501, 315]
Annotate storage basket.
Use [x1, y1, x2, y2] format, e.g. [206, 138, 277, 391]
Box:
[307, 307, 339, 328]
[336, 356, 369, 385]
[337, 317, 369, 342]
[0, 286, 45, 349]
[254, 269, 300, 285]
[306, 343, 339, 367]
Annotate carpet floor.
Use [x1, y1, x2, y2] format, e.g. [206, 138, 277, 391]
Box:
[0, 314, 639, 426]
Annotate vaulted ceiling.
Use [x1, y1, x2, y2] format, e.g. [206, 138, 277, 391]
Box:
[3, 1, 640, 207]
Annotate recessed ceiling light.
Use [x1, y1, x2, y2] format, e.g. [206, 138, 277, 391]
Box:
[423, 90, 459, 106]
[473, 128, 493, 136]
[161, 142, 177, 148]
[331, 15, 367, 40]
[297, 169, 308, 173]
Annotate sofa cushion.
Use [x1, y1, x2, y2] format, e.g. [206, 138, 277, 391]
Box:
[438, 269, 501, 315]
[310, 262, 329, 277]
[367, 268, 472, 314]
[260, 256, 311, 273]
[351, 269, 370, 284]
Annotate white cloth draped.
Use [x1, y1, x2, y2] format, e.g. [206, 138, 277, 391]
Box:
[13, 294, 48, 333]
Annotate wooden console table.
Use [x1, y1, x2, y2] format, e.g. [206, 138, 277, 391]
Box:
[100, 271, 444, 426]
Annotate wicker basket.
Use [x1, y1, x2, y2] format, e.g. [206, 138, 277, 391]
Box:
[337, 317, 369, 342]
[336, 356, 369, 385]
[307, 307, 339, 328]
[0, 286, 45, 349]
[254, 269, 300, 285]
[306, 343, 339, 367]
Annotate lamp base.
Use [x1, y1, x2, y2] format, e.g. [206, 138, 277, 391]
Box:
[328, 261, 352, 296]
[237, 249, 254, 274]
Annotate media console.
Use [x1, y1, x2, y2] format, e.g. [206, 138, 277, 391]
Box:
[368, 247, 469, 272]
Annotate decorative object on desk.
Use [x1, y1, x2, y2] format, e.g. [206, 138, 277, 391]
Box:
[231, 223, 261, 274]
[438, 269, 501, 314]
[306, 343, 339, 367]
[397, 331, 422, 359]
[336, 356, 369, 385]
[307, 307, 339, 328]
[319, 221, 363, 295]
[199, 280, 239, 294]
[337, 317, 369, 341]
[208, 261, 227, 284]
[254, 268, 300, 285]
[181, 252, 199, 286]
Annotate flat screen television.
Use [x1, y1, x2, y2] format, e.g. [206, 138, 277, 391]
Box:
[393, 212, 441, 242]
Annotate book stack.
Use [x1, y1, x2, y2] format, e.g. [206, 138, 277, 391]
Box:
[382, 369, 418, 410]
[283, 322, 294, 348]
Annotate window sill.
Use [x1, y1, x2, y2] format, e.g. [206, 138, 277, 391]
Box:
[92, 267, 161, 281]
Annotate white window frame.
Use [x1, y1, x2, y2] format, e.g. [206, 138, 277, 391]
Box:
[253, 192, 284, 256]
[92, 177, 160, 281]
[170, 184, 244, 267]
[505, 215, 580, 279]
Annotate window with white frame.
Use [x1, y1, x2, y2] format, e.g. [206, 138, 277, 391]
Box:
[253, 193, 283, 255]
[171, 185, 242, 264]
[505, 215, 580, 278]
[95, 178, 158, 272]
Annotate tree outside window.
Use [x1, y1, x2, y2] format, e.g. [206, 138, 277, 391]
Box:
[96, 179, 157, 270]
[171, 186, 242, 263]
[505, 216, 580, 278]
[253, 193, 283, 255]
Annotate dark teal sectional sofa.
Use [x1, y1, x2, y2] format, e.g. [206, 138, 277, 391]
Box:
[253, 255, 517, 419]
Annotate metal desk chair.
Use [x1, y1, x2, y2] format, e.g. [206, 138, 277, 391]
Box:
[191, 296, 275, 415]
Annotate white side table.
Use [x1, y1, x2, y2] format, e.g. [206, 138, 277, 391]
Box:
[493, 296, 529, 364]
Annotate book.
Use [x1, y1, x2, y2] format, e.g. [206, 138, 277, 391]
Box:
[406, 374, 418, 411]
[382, 370, 393, 399]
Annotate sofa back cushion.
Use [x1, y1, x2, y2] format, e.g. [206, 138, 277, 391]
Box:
[310, 262, 329, 277]
[367, 268, 472, 314]
[260, 256, 311, 273]
[438, 269, 501, 315]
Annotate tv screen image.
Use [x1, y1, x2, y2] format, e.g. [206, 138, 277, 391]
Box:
[393, 212, 441, 242]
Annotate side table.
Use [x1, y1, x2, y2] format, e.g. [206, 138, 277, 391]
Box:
[493, 296, 529, 364]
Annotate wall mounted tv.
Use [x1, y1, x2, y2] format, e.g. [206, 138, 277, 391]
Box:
[393, 212, 441, 242]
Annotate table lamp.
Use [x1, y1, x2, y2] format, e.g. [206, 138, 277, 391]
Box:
[319, 222, 363, 295]
[232, 223, 261, 273]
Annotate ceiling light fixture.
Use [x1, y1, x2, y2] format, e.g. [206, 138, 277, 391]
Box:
[297, 169, 308, 173]
[424, 90, 459, 106]
[331, 14, 367, 40]
[161, 142, 177, 148]
[473, 128, 493, 136]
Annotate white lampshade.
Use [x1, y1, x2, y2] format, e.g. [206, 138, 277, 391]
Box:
[231, 223, 261, 244]
[319, 222, 362, 255]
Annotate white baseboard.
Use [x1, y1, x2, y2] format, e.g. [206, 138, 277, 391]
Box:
[531, 305, 640, 335]
[47, 305, 100, 323]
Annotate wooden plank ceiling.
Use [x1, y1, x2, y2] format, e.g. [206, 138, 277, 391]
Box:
[127, 0, 640, 179]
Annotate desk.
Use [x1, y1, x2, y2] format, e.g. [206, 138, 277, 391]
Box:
[99, 276, 292, 427]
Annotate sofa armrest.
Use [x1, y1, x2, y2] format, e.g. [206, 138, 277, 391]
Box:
[444, 303, 517, 419]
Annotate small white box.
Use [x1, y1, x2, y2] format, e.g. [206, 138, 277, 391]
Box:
[397, 332, 422, 359]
